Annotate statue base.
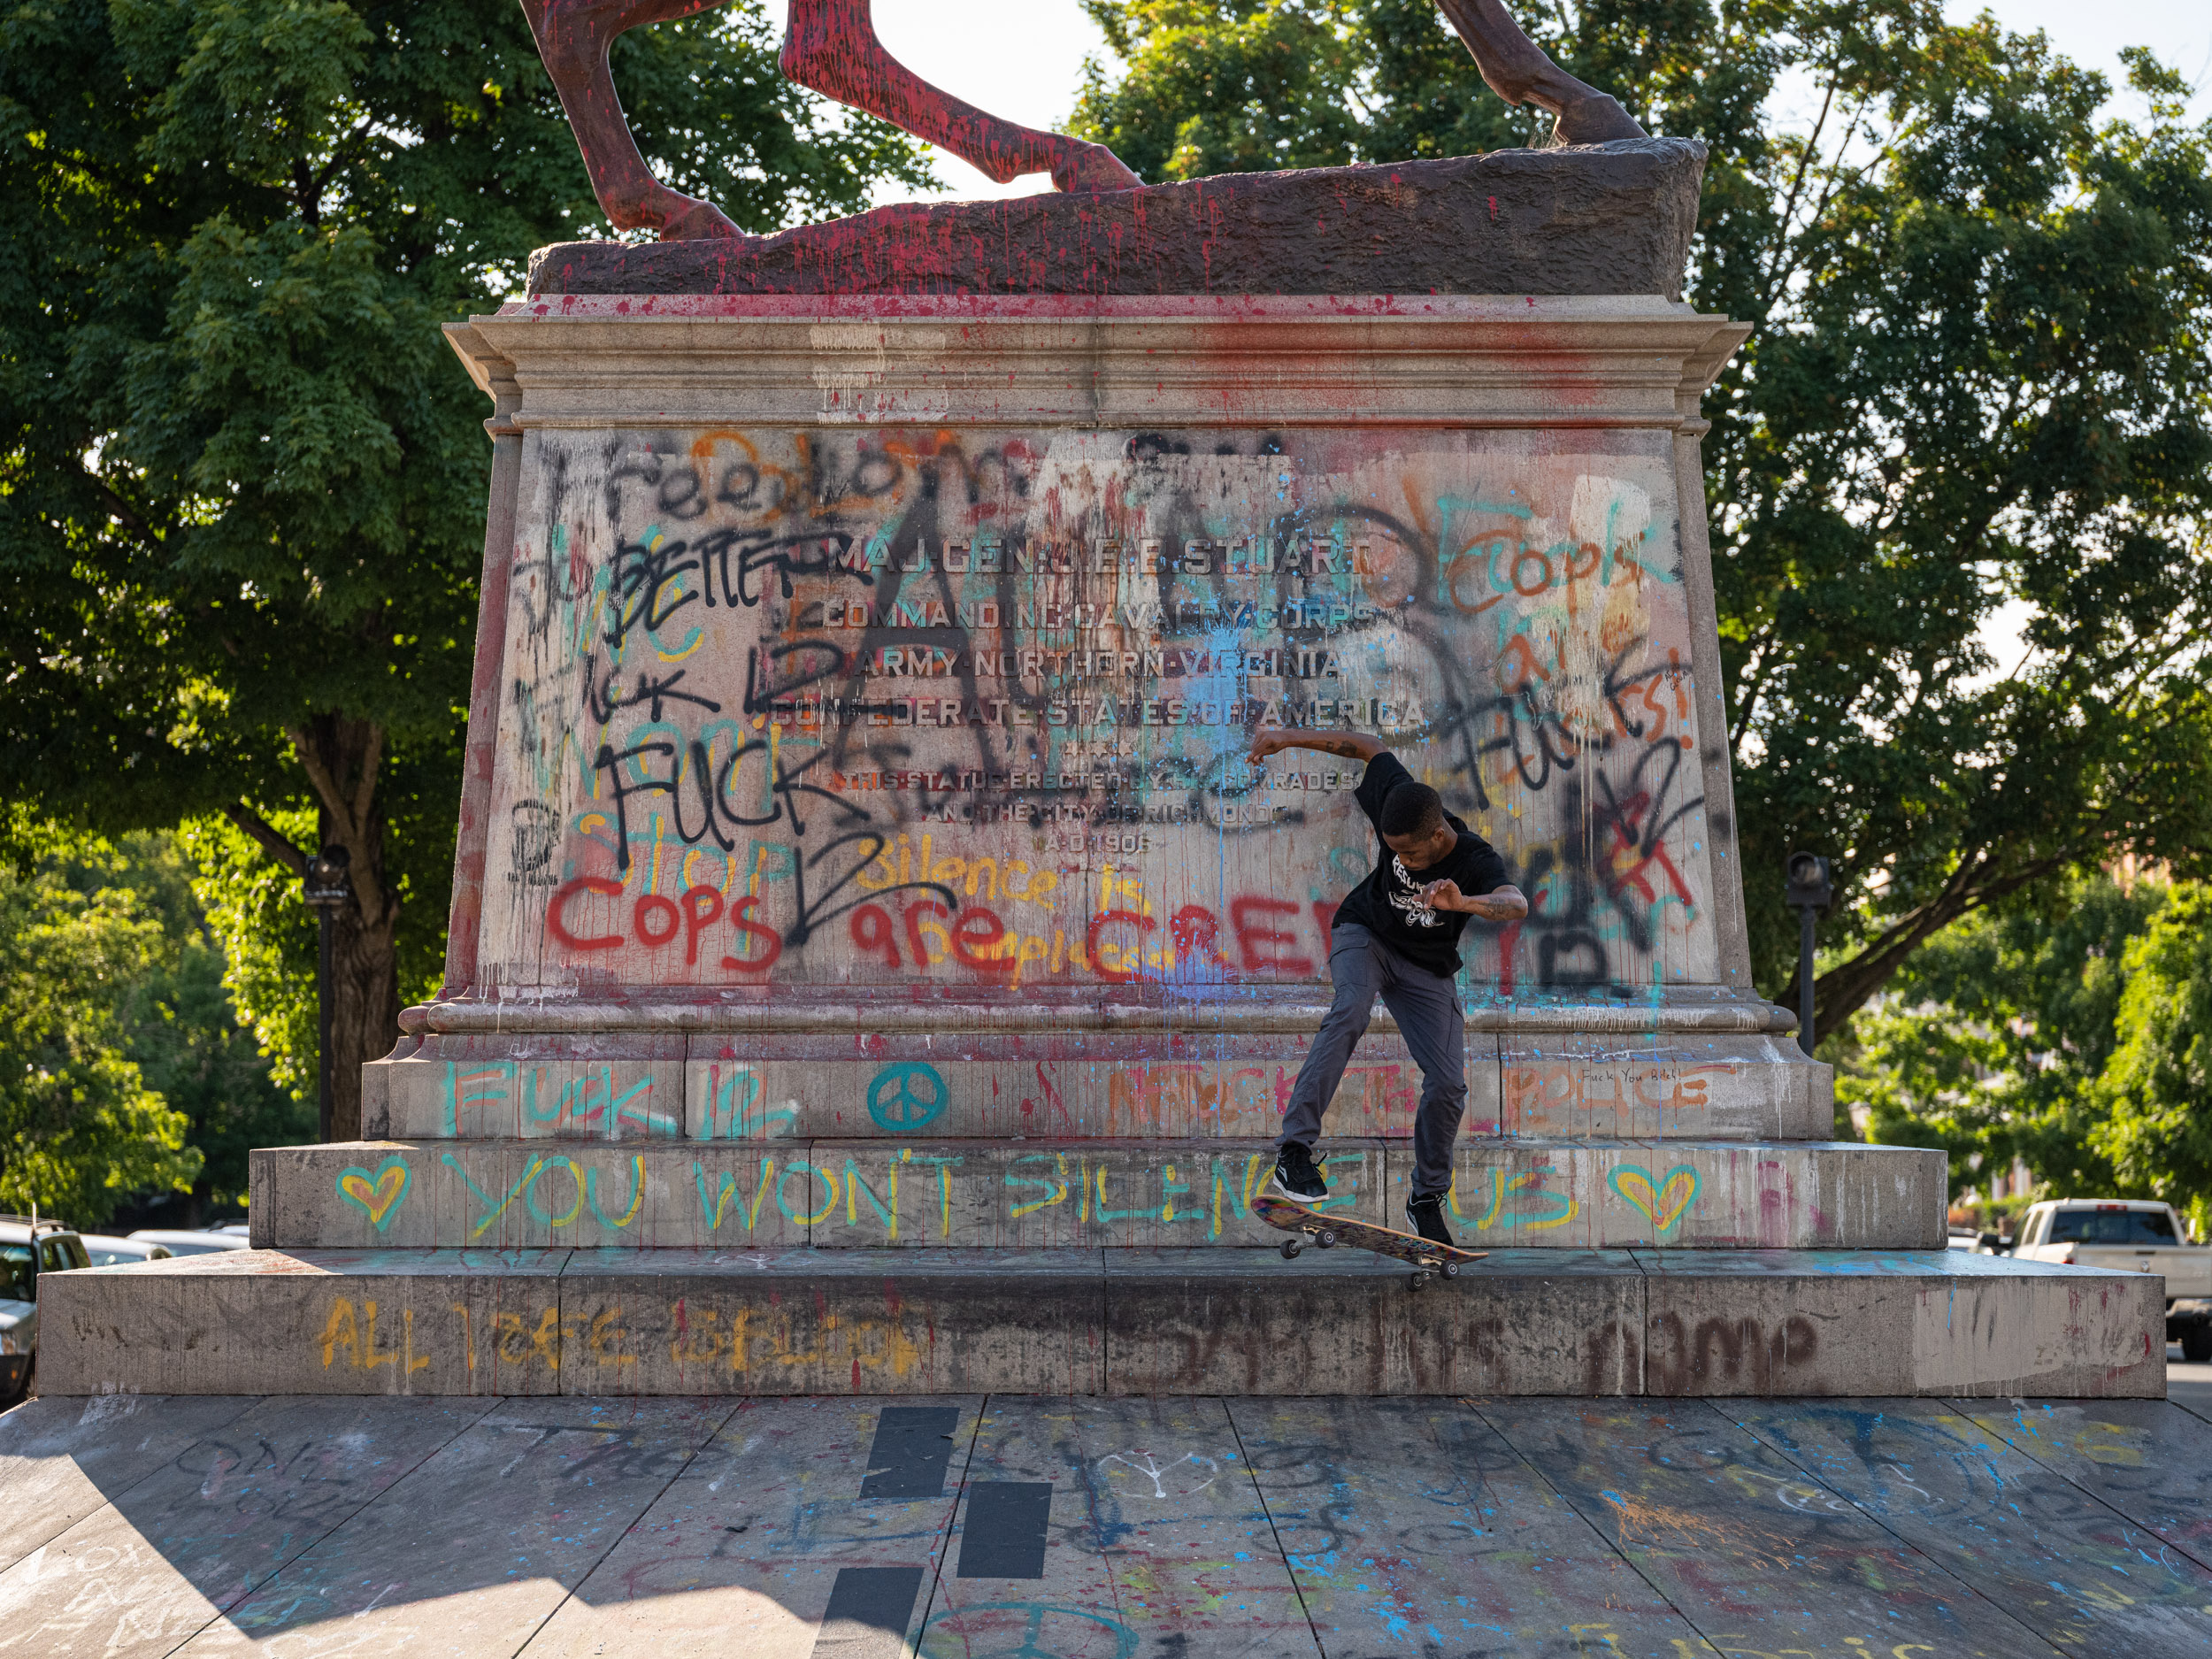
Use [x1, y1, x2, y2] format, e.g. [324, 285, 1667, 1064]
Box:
[39, 171, 2163, 1398]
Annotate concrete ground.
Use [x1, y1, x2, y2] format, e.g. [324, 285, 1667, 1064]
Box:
[0, 1372, 2208, 1657]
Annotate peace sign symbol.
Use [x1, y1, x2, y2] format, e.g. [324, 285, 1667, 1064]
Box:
[867, 1061, 948, 1131]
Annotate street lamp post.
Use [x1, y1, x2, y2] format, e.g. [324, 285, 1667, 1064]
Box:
[1784, 852, 1832, 1059]
[302, 845, 353, 1144]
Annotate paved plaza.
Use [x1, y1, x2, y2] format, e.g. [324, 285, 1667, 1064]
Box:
[0, 1356, 2208, 1657]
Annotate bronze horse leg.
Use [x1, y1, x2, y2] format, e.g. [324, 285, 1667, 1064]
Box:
[780, 0, 1141, 193]
[1436, 0, 1647, 143]
[525, 0, 1640, 242]
[521, 0, 746, 238]
[520, 0, 1138, 239]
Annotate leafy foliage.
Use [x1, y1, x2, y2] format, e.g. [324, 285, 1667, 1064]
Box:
[0, 828, 201, 1225]
[1840, 875, 2212, 1225]
[1717, 33, 2212, 1028]
[77, 829, 309, 1217]
[1072, 0, 2212, 1024]
[0, 0, 933, 1128]
[1836, 876, 2163, 1199]
[2091, 885, 2212, 1222]
[1076, 0, 1367, 181]
[176, 811, 326, 1110]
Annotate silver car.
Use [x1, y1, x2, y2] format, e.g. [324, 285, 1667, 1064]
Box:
[0, 1216, 92, 1404]
[127, 1229, 253, 1258]
[79, 1235, 175, 1268]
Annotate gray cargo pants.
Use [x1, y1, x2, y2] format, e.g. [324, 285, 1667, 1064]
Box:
[1276, 923, 1466, 1196]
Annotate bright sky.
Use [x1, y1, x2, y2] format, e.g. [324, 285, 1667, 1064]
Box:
[756, 0, 2212, 204]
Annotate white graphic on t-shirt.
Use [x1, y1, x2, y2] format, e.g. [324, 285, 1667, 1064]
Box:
[1386, 856, 1441, 928]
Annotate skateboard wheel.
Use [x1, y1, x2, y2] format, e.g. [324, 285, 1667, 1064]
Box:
[1279, 1237, 1304, 1260]
[1409, 1271, 1430, 1290]
[1441, 1262, 1459, 1279]
[1316, 1230, 1337, 1249]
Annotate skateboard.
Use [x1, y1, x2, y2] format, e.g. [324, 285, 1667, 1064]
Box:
[1254, 1194, 1487, 1290]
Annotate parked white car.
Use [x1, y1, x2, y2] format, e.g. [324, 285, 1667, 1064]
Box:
[79, 1235, 174, 1268]
[2013, 1199, 2212, 1360]
[0, 1216, 92, 1404]
[127, 1229, 252, 1257]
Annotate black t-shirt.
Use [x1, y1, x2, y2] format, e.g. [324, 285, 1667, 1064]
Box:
[1331, 751, 1510, 978]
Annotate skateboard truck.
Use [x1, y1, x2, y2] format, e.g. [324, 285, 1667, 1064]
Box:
[1256, 1194, 1483, 1291]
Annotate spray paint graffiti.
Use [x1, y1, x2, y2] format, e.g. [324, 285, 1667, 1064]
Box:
[1608, 1164, 1701, 1235]
[475, 428, 1718, 995]
[920, 1603, 1140, 1659]
[298, 1136, 1936, 1251]
[437, 1058, 678, 1137]
[868, 1062, 948, 1130]
[336, 1156, 411, 1231]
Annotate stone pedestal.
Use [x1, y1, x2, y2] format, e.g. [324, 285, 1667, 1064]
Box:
[42, 173, 2163, 1399]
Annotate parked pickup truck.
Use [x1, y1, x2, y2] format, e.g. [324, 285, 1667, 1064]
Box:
[2013, 1199, 2212, 1362]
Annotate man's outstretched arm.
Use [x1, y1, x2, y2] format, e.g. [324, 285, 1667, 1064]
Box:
[1419, 878, 1529, 922]
[1246, 727, 1386, 764]
[1248, 727, 1531, 922]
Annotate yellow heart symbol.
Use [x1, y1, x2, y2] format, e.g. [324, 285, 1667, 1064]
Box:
[337, 1156, 411, 1231]
[1609, 1164, 1700, 1234]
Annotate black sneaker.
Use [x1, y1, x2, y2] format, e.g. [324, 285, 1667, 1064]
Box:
[1271, 1142, 1328, 1202]
[1405, 1193, 1455, 1248]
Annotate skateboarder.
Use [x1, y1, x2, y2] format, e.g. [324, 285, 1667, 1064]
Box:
[1249, 729, 1527, 1246]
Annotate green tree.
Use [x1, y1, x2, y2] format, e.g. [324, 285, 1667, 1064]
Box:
[1072, 1, 2212, 1021]
[2090, 884, 2212, 1225]
[177, 810, 325, 1115]
[0, 0, 933, 1137]
[0, 834, 202, 1225]
[1076, 0, 1368, 181]
[1717, 33, 2212, 1029]
[1837, 874, 2163, 1201]
[87, 829, 309, 1218]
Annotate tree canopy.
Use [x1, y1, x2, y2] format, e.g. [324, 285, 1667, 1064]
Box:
[1073, 0, 2212, 1022]
[2091, 884, 2212, 1213]
[1839, 874, 2157, 1202]
[0, 0, 933, 1133]
[0, 829, 202, 1225]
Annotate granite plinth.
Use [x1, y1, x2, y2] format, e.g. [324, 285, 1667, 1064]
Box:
[41, 1246, 2162, 1398]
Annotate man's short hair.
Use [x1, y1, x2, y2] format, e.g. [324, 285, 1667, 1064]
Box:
[1380, 781, 1446, 839]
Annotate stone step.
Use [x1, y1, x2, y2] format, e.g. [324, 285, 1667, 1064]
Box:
[42, 1246, 2160, 1399]
[366, 1030, 1831, 1143]
[250, 1138, 1941, 1253]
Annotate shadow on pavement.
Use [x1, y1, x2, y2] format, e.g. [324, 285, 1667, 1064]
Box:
[0, 1386, 2208, 1656]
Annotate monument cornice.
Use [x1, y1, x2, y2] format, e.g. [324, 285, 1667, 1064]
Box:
[403, 987, 1799, 1039]
[445, 295, 1748, 434]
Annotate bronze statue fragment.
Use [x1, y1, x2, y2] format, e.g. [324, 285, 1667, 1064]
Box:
[521, 0, 1645, 240]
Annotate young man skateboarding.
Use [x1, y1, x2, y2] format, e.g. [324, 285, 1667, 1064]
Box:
[1248, 728, 1528, 1246]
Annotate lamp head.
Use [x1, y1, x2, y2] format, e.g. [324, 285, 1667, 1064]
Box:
[303, 843, 353, 909]
[1784, 851, 1832, 910]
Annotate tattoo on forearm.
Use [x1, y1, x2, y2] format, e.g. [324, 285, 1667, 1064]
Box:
[1270, 731, 1380, 761]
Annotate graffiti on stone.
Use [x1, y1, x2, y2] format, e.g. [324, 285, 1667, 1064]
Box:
[475, 428, 1717, 993]
[868, 1061, 949, 1131]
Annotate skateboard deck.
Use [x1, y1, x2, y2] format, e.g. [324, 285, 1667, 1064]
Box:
[1254, 1194, 1487, 1287]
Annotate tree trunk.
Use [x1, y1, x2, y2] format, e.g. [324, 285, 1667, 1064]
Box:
[326, 875, 399, 1142]
[290, 713, 401, 1144]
